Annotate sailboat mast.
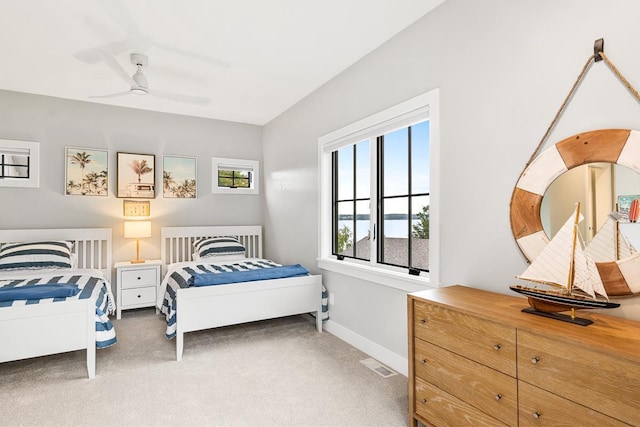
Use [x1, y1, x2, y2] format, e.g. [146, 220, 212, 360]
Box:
[615, 219, 620, 260]
[567, 203, 581, 293]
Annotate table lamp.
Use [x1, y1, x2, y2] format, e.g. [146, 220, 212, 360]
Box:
[124, 221, 151, 264]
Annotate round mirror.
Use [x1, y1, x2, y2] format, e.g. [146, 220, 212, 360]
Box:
[510, 129, 640, 296]
[541, 162, 640, 245]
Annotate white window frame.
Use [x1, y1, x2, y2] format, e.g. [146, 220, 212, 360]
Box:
[211, 157, 259, 195]
[0, 139, 39, 188]
[318, 90, 440, 291]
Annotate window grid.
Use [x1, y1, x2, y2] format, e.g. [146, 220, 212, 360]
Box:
[377, 126, 430, 273]
[332, 147, 371, 261]
[332, 123, 429, 274]
[0, 154, 30, 179]
[218, 170, 251, 189]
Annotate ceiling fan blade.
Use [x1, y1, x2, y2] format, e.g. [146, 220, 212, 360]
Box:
[153, 42, 230, 68]
[148, 89, 210, 105]
[97, 0, 140, 36]
[74, 48, 105, 64]
[94, 50, 136, 86]
[89, 90, 132, 99]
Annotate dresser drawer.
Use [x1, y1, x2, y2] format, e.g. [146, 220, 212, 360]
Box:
[518, 381, 628, 427]
[413, 300, 516, 376]
[414, 377, 507, 427]
[121, 286, 156, 307]
[121, 268, 158, 289]
[415, 338, 517, 425]
[517, 329, 640, 425]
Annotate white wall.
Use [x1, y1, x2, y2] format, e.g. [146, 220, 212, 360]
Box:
[0, 90, 263, 268]
[263, 0, 640, 368]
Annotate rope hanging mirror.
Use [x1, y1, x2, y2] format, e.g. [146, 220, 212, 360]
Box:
[510, 39, 640, 298]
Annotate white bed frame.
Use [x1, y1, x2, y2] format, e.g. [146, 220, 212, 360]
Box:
[0, 228, 112, 379]
[161, 225, 323, 361]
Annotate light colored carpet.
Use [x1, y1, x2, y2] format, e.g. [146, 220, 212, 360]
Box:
[0, 309, 408, 427]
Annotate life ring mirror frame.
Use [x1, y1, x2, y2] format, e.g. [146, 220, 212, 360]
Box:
[510, 128, 640, 297]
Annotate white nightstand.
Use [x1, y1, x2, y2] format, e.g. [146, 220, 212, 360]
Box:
[115, 259, 162, 320]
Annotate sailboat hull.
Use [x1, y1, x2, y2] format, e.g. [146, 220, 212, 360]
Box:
[510, 285, 620, 326]
[510, 285, 620, 325]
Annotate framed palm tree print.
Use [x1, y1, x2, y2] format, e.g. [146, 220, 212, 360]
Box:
[117, 152, 155, 198]
[163, 155, 197, 198]
[65, 147, 108, 196]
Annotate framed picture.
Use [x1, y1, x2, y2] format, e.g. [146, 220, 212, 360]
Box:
[117, 152, 155, 199]
[65, 147, 108, 196]
[618, 195, 640, 222]
[123, 200, 151, 217]
[163, 155, 197, 198]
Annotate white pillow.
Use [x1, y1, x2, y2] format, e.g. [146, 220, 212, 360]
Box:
[0, 240, 74, 271]
[193, 236, 246, 259]
[192, 252, 246, 263]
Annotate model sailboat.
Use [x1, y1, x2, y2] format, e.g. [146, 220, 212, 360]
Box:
[510, 203, 620, 325]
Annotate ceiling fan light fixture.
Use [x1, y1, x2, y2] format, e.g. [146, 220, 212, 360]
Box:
[131, 87, 148, 95]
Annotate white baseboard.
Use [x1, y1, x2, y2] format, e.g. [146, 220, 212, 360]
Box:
[323, 319, 408, 377]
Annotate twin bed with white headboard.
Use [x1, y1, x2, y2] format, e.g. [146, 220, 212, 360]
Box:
[160, 225, 324, 361]
[0, 228, 114, 379]
[0, 225, 324, 375]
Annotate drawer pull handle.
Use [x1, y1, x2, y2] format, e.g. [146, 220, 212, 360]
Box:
[137, 277, 141, 280]
[532, 412, 541, 419]
[494, 394, 502, 401]
[421, 398, 427, 404]
[419, 319, 426, 325]
[531, 357, 539, 364]
[493, 344, 501, 351]
[420, 358, 427, 364]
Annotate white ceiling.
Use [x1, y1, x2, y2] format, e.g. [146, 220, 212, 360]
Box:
[0, 0, 444, 125]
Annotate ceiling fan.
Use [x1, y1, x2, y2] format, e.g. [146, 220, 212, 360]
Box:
[90, 52, 210, 105]
[75, 0, 229, 68]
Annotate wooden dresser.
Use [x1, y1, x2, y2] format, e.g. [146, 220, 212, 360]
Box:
[408, 285, 640, 426]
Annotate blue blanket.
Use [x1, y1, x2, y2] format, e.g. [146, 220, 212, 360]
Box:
[0, 283, 80, 302]
[191, 264, 310, 287]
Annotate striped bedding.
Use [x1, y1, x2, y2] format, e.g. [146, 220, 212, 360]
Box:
[158, 259, 329, 339]
[0, 269, 117, 348]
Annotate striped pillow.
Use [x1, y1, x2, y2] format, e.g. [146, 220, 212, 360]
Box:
[193, 236, 246, 259]
[0, 240, 74, 271]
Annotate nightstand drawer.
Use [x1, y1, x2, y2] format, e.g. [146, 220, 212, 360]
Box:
[121, 268, 158, 289]
[121, 286, 156, 307]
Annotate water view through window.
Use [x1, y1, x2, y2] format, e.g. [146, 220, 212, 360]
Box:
[333, 120, 430, 272]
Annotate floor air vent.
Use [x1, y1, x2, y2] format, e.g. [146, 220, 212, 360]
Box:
[360, 358, 397, 378]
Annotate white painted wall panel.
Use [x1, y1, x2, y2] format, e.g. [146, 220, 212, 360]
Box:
[263, 0, 640, 362]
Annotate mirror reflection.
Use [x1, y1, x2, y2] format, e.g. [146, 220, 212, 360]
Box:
[541, 163, 640, 258]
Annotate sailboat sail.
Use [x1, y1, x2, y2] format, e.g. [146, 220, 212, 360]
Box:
[573, 243, 608, 299]
[517, 205, 609, 299]
[518, 208, 582, 288]
[585, 211, 637, 262]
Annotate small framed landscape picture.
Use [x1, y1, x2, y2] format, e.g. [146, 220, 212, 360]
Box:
[117, 152, 155, 199]
[618, 195, 640, 222]
[163, 155, 197, 198]
[65, 147, 109, 196]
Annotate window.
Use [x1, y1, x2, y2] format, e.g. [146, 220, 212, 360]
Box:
[0, 139, 39, 188]
[211, 157, 259, 195]
[219, 168, 251, 189]
[319, 90, 440, 290]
